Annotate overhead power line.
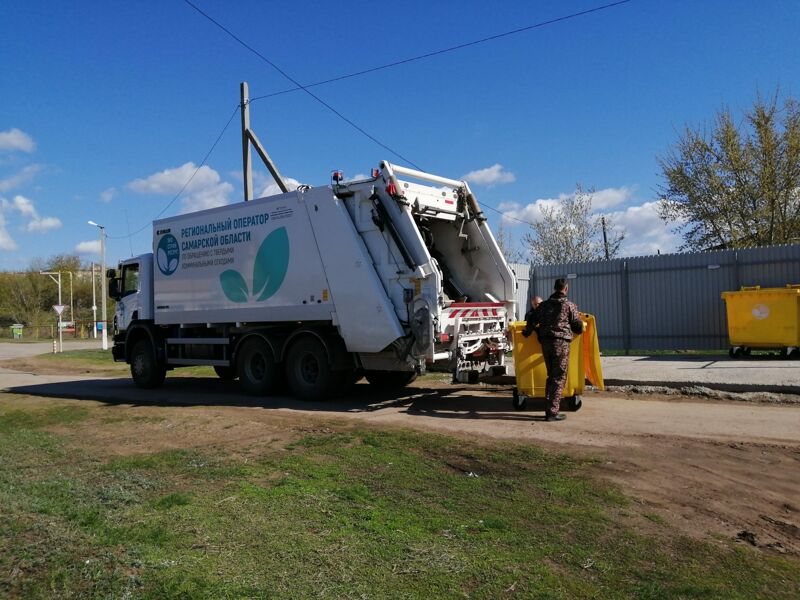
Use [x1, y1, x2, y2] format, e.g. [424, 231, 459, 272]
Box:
[183, 0, 423, 170]
[117, 0, 634, 239]
[108, 103, 239, 240]
[248, 0, 635, 103]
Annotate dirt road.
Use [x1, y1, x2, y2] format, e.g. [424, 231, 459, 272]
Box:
[3, 367, 800, 555]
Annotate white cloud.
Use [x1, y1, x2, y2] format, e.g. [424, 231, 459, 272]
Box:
[462, 164, 516, 186]
[74, 240, 101, 255]
[5, 195, 37, 218]
[0, 128, 36, 153]
[498, 186, 634, 226]
[0, 164, 43, 192]
[604, 201, 683, 257]
[259, 176, 302, 198]
[1, 194, 63, 233]
[591, 186, 634, 209]
[498, 198, 560, 225]
[127, 162, 234, 213]
[99, 187, 116, 203]
[25, 216, 62, 232]
[498, 185, 682, 257]
[0, 212, 17, 251]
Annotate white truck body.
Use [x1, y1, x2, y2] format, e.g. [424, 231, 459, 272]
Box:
[110, 162, 517, 398]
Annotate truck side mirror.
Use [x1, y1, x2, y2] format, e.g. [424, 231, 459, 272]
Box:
[108, 278, 121, 300]
[106, 268, 117, 279]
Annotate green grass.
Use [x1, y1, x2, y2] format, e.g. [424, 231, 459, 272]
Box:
[34, 349, 215, 376]
[38, 348, 117, 365]
[0, 401, 797, 599]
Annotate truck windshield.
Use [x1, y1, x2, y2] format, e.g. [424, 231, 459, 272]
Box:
[122, 264, 139, 297]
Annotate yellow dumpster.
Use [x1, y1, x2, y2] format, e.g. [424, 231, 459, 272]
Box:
[509, 313, 604, 411]
[721, 285, 800, 358]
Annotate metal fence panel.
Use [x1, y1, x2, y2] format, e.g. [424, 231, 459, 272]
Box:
[528, 244, 800, 351]
[509, 262, 530, 320]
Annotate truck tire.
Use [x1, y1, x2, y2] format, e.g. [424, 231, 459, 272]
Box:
[237, 338, 280, 396]
[213, 366, 237, 380]
[285, 336, 339, 401]
[364, 370, 417, 389]
[130, 339, 166, 389]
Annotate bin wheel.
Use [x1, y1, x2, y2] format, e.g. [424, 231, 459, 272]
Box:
[791, 348, 800, 360]
[730, 347, 743, 359]
[780, 348, 789, 359]
[565, 395, 583, 412]
[512, 389, 527, 411]
[743, 347, 752, 357]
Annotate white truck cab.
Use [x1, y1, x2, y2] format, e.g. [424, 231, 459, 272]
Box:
[109, 255, 153, 333]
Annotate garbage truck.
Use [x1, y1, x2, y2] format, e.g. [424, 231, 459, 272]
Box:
[108, 161, 517, 400]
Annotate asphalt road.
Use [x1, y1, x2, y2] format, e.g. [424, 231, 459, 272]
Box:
[0, 339, 102, 360]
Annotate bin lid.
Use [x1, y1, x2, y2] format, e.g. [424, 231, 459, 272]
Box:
[722, 286, 800, 299]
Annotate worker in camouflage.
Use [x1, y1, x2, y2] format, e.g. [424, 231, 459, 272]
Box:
[523, 295, 543, 337]
[523, 278, 584, 421]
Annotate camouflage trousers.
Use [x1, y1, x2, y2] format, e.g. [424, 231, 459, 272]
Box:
[541, 338, 570, 415]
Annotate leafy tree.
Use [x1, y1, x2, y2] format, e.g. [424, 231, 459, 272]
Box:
[0, 254, 108, 337]
[658, 93, 800, 250]
[522, 185, 625, 265]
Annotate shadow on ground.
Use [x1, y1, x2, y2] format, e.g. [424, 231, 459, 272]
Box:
[6, 376, 559, 421]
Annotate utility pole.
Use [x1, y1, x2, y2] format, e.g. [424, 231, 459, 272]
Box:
[241, 82, 253, 202]
[66, 271, 74, 337]
[40, 271, 63, 352]
[240, 81, 288, 202]
[88, 221, 108, 350]
[601, 216, 610, 260]
[91, 262, 97, 339]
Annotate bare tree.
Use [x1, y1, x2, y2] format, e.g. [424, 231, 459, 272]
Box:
[494, 220, 527, 264]
[522, 185, 625, 265]
[658, 92, 800, 250]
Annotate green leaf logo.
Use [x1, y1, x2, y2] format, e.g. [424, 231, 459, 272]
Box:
[220, 270, 249, 303]
[218, 227, 290, 303]
[252, 227, 290, 301]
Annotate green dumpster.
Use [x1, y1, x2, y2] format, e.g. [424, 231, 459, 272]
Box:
[10, 324, 23, 340]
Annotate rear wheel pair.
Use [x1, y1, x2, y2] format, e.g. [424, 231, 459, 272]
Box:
[237, 335, 349, 402]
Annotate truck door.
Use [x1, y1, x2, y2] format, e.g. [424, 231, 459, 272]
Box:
[116, 262, 141, 331]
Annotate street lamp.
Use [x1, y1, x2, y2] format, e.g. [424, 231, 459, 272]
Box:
[40, 271, 63, 352]
[88, 221, 108, 350]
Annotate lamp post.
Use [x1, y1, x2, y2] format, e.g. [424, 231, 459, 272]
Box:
[66, 271, 74, 337]
[88, 221, 108, 350]
[91, 262, 97, 339]
[40, 271, 62, 352]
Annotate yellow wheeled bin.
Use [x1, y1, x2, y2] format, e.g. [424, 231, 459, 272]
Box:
[509, 314, 604, 412]
[721, 285, 800, 358]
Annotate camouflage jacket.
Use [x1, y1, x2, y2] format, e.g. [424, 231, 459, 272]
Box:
[524, 292, 583, 341]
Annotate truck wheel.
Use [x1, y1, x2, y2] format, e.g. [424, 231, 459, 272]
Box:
[213, 366, 237, 380]
[237, 338, 280, 396]
[364, 370, 417, 389]
[130, 340, 166, 389]
[285, 337, 338, 401]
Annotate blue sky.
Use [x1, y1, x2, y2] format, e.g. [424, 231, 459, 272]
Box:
[1, 0, 799, 269]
